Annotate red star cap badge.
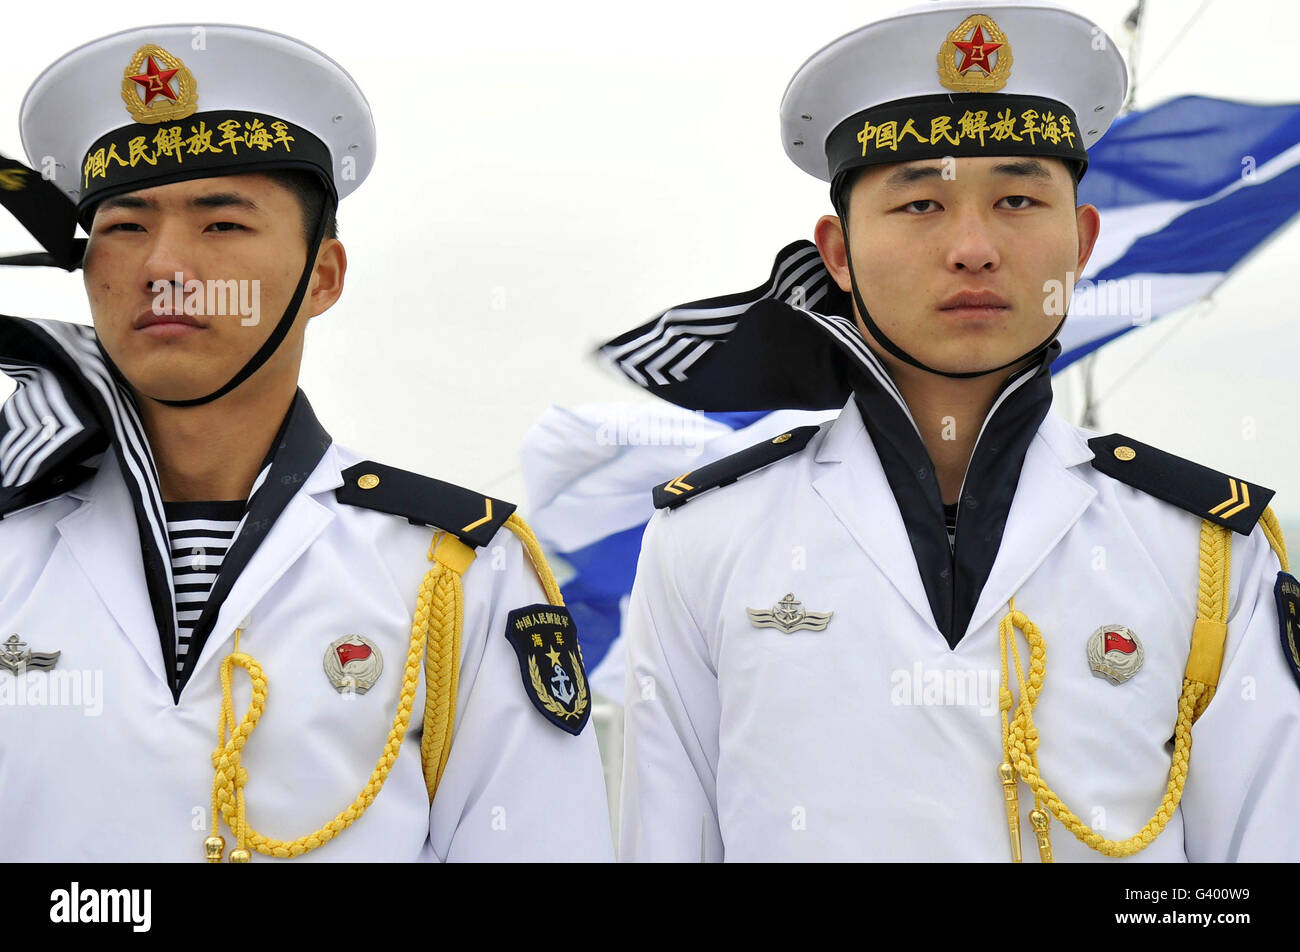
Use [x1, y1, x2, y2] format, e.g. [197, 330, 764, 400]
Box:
[128, 55, 180, 106]
[953, 25, 1003, 75]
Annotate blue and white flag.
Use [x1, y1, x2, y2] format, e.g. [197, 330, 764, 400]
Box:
[1059, 94, 1300, 367]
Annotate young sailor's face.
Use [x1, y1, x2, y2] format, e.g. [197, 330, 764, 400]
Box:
[82, 172, 332, 403]
[821, 155, 1100, 377]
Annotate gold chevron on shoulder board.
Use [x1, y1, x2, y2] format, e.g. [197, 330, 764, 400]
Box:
[747, 593, 833, 634]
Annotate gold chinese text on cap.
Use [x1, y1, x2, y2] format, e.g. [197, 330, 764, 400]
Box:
[938, 14, 1013, 93]
[121, 45, 197, 124]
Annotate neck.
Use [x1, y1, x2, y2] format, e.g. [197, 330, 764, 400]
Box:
[134, 376, 296, 503]
[888, 359, 1029, 506]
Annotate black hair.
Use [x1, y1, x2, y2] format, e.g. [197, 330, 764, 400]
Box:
[1065, 158, 1083, 201]
[265, 168, 338, 243]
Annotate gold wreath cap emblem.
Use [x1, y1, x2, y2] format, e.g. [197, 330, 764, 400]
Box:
[121, 44, 198, 124]
[937, 14, 1013, 93]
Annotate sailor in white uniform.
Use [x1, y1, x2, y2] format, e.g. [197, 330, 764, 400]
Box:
[0, 24, 612, 862]
[603, 1, 1300, 862]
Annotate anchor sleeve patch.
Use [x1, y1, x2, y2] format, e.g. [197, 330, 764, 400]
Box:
[1274, 572, 1300, 693]
[504, 605, 591, 735]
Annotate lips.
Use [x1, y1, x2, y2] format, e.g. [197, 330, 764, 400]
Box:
[133, 309, 206, 330]
[938, 290, 1010, 311]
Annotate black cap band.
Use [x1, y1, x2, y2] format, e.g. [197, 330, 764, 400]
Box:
[825, 92, 1088, 189]
[78, 109, 335, 228]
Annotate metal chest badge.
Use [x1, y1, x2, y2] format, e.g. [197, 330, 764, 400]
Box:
[747, 593, 833, 634]
[504, 604, 590, 735]
[1086, 625, 1144, 685]
[323, 634, 383, 694]
[0, 634, 60, 673]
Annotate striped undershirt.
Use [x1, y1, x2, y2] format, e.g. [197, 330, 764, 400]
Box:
[943, 501, 958, 551]
[163, 500, 244, 685]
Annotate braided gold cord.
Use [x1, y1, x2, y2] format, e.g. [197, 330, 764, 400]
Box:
[205, 513, 566, 861]
[419, 515, 563, 797]
[1197, 516, 1232, 624]
[207, 529, 468, 861]
[1260, 506, 1290, 573]
[420, 515, 562, 797]
[421, 532, 467, 800]
[1188, 519, 1231, 721]
[997, 518, 1232, 860]
[504, 513, 565, 605]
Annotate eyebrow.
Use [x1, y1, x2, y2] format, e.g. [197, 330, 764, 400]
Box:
[97, 192, 261, 212]
[880, 158, 1055, 191]
[988, 159, 1054, 183]
[880, 165, 945, 191]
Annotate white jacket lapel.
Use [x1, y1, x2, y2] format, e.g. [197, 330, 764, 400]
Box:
[811, 401, 940, 631]
[961, 409, 1097, 641]
[183, 444, 343, 687]
[56, 453, 171, 687]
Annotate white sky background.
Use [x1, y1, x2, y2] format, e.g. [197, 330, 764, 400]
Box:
[1, 0, 1297, 524]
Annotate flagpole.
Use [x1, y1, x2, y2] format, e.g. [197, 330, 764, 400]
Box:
[1120, 0, 1147, 116]
[1077, 0, 1146, 430]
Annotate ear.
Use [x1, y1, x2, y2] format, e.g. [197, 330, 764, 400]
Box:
[304, 237, 347, 320]
[813, 215, 852, 293]
[1074, 203, 1101, 276]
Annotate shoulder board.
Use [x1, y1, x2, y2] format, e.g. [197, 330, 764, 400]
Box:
[1088, 433, 1274, 536]
[653, 425, 821, 510]
[336, 461, 516, 548]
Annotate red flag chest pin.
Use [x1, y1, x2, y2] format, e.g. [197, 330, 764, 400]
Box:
[1087, 625, 1144, 685]
[323, 634, 384, 694]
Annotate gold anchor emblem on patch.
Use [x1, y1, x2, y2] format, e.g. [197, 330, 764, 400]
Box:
[937, 14, 1013, 92]
[747, 593, 833, 634]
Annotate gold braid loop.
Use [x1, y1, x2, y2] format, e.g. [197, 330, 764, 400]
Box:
[1260, 506, 1290, 573]
[997, 518, 1233, 860]
[504, 513, 565, 605]
[420, 514, 564, 798]
[204, 512, 566, 862]
[206, 528, 474, 862]
[421, 531, 472, 800]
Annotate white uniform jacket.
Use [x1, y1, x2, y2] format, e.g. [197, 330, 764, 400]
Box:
[0, 317, 613, 862]
[619, 398, 1300, 862]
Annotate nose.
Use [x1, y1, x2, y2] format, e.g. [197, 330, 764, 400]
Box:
[944, 209, 1000, 273]
[141, 219, 201, 300]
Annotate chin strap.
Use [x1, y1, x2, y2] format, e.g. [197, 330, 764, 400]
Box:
[832, 193, 1064, 380]
[0, 149, 334, 408]
[149, 206, 331, 408]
